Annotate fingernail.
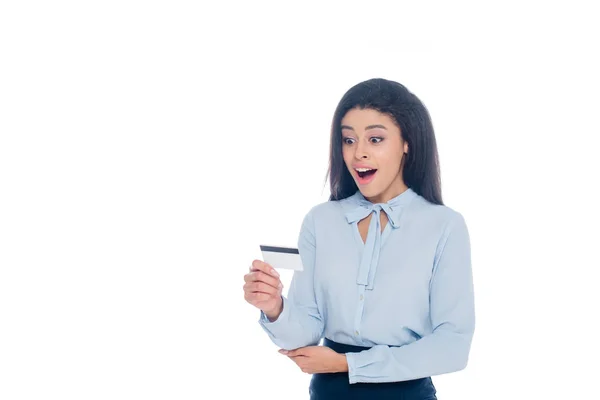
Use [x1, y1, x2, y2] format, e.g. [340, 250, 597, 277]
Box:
[279, 349, 288, 354]
[271, 269, 279, 277]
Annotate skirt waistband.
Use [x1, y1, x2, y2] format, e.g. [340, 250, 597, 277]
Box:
[323, 338, 372, 353]
[312, 338, 437, 399]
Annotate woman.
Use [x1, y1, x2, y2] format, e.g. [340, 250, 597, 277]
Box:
[243, 78, 475, 399]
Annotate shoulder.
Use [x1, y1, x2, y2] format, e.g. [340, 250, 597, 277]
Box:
[300, 199, 344, 226]
[409, 194, 468, 234]
[302, 192, 360, 220]
[297, 194, 359, 235]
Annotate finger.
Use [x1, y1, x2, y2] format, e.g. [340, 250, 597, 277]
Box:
[286, 355, 302, 368]
[287, 355, 307, 364]
[279, 348, 302, 356]
[244, 271, 282, 289]
[244, 291, 271, 303]
[250, 259, 280, 279]
[292, 358, 310, 373]
[251, 276, 283, 294]
[285, 348, 306, 357]
[244, 281, 279, 296]
[287, 355, 308, 361]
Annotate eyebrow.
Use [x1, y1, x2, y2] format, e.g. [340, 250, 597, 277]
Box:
[340, 124, 388, 131]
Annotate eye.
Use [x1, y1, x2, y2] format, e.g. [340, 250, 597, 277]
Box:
[370, 137, 383, 144]
[342, 137, 355, 145]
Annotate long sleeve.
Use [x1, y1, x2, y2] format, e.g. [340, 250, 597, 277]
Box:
[258, 210, 325, 350]
[345, 212, 475, 383]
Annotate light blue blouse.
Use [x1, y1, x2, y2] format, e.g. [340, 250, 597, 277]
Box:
[259, 187, 475, 384]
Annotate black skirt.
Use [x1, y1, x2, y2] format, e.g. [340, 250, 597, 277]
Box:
[309, 338, 437, 400]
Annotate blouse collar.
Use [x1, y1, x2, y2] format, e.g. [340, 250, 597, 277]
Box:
[344, 187, 418, 229]
[342, 187, 418, 290]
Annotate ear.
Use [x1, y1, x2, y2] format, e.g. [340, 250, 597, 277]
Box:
[403, 142, 409, 154]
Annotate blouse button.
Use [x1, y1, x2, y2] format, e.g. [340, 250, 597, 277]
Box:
[355, 330, 359, 336]
[359, 294, 364, 301]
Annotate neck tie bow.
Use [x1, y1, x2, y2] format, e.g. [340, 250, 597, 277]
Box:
[344, 189, 416, 290]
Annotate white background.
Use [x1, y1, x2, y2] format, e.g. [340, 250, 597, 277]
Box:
[1, 1, 599, 399]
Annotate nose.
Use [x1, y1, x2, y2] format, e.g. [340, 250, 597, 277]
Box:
[354, 141, 369, 159]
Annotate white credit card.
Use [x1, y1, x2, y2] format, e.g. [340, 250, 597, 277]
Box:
[260, 245, 304, 271]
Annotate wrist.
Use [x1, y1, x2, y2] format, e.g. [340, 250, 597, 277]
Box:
[264, 298, 283, 322]
[337, 353, 348, 372]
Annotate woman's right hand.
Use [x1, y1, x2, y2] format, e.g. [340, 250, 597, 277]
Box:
[244, 260, 284, 321]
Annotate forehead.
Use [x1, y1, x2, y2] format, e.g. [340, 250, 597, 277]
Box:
[341, 108, 398, 130]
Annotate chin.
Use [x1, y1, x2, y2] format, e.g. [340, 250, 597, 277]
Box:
[356, 185, 382, 199]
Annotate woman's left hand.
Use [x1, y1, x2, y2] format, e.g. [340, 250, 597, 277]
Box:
[279, 346, 348, 374]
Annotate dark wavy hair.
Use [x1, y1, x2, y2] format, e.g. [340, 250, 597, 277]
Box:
[326, 78, 443, 205]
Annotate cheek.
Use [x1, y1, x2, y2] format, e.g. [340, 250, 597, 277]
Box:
[376, 149, 403, 172]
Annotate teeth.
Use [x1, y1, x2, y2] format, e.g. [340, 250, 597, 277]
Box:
[355, 168, 373, 172]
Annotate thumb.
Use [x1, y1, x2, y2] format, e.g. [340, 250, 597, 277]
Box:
[281, 347, 306, 357]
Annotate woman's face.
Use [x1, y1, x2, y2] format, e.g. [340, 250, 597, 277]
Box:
[341, 108, 409, 204]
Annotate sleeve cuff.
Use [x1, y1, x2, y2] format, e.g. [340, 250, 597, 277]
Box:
[345, 352, 360, 384]
[344, 345, 390, 384]
[258, 296, 290, 333]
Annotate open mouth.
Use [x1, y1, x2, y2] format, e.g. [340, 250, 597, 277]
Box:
[354, 168, 377, 184]
[357, 169, 377, 179]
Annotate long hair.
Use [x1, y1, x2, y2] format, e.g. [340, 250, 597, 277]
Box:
[326, 78, 443, 205]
